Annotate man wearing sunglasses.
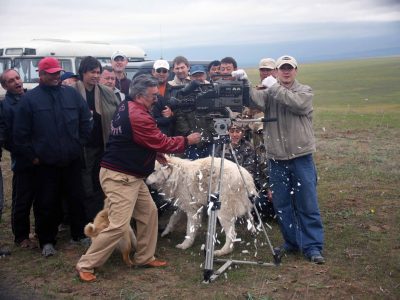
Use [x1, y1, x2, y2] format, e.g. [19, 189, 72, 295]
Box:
[151, 60, 174, 136]
[238, 55, 325, 265]
[111, 51, 131, 98]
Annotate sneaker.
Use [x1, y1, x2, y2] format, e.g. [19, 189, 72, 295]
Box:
[309, 254, 325, 264]
[42, 243, 57, 257]
[0, 246, 11, 257]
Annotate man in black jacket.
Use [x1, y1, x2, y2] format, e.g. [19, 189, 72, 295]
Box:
[1, 69, 38, 249]
[13, 57, 93, 257]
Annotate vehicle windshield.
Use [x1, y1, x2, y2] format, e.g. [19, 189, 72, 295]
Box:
[0, 58, 12, 74]
[13, 58, 74, 83]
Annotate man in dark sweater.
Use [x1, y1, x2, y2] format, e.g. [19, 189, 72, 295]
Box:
[13, 57, 93, 257]
[76, 75, 200, 282]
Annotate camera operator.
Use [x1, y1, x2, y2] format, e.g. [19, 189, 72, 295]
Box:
[232, 55, 325, 264]
[219, 56, 238, 79]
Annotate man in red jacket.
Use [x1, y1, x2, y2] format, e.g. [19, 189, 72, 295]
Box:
[76, 74, 201, 282]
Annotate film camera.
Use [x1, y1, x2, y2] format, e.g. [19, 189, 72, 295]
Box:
[167, 79, 250, 117]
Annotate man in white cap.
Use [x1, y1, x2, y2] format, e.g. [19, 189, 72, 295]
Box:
[151, 59, 174, 136]
[233, 55, 325, 264]
[151, 59, 170, 98]
[258, 58, 276, 84]
[111, 51, 131, 98]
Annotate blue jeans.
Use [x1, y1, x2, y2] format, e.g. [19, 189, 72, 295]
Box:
[269, 154, 324, 257]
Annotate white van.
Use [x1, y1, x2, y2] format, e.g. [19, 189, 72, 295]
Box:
[0, 38, 146, 98]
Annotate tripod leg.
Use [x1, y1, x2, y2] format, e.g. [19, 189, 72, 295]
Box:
[203, 141, 226, 282]
[203, 143, 218, 282]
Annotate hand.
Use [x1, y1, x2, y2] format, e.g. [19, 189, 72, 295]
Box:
[162, 106, 173, 118]
[32, 158, 40, 165]
[231, 69, 248, 80]
[156, 153, 168, 165]
[261, 75, 277, 88]
[186, 132, 201, 145]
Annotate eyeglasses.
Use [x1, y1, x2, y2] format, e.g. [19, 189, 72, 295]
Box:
[114, 57, 125, 62]
[143, 93, 158, 100]
[156, 68, 168, 74]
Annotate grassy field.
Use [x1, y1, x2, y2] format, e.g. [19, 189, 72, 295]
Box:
[0, 56, 399, 299]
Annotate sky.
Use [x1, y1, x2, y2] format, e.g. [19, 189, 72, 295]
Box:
[1, 0, 399, 65]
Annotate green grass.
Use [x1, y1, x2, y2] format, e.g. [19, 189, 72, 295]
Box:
[1, 56, 399, 299]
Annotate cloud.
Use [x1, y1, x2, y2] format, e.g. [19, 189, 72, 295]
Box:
[0, 0, 399, 51]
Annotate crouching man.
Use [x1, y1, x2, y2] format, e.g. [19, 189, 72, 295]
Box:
[76, 74, 201, 282]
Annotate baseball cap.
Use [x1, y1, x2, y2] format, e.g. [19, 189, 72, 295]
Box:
[259, 58, 276, 69]
[111, 50, 127, 61]
[60, 72, 78, 82]
[276, 55, 298, 69]
[37, 57, 64, 73]
[190, 65, 206, 75]
[153, 59, 170, 70]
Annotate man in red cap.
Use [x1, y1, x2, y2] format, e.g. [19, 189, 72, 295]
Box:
[13, 57, 93, 257]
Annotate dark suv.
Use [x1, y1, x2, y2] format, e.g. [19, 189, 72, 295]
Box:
[125, 60, 211, 81]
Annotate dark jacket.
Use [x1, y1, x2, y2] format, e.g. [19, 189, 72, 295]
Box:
[13, 84, 93, 166]
[101, 100, 186, 177]
[115, 76, 131, 98]
[2, 91, 32, 171]
[0, 101, 6, 162]
[152, 83, 175, 136]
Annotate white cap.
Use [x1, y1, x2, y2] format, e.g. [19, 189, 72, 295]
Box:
[153, 59, 170, 70]
[259, 58, 276, 69]
[111, 50, 127, 61]
[276, 55, 298, 69]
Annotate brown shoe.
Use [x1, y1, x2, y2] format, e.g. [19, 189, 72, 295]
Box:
[139, 259, 168, 268]
[76, 267, 96, 282]
[18, 239, 37, 249]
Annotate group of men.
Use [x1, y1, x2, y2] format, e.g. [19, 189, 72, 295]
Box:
[0, 51, 325, 282]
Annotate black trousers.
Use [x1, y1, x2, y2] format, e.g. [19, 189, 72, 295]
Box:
[81, 146, 104, 222]
[34, 159, 87, 248]
[11, 168, 36, 244]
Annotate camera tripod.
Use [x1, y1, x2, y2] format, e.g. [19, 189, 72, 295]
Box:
[203, 117, 280, 283]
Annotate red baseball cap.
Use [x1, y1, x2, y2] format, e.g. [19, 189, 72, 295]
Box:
[37, 57, 64, 73]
